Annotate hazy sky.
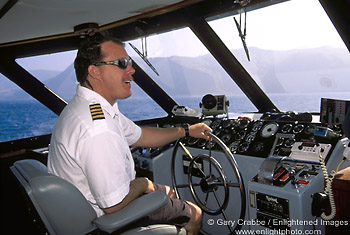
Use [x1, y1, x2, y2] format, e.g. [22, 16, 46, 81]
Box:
[210, 0, 345, 50]
[16, 0, 347, 72]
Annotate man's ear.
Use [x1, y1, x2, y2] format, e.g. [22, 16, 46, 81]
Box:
[88, 65, 101, 81]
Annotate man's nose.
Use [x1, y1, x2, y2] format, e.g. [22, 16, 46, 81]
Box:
[126, 64, 135, 76]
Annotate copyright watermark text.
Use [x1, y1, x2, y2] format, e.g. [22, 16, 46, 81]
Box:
[206, 218, 348, 234]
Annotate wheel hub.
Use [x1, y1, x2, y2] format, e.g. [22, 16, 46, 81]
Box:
[200, 174, 219, 193]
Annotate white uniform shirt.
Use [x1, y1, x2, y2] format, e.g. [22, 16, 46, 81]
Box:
[48, 85, 141, 216]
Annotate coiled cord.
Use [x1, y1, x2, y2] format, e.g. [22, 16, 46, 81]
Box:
[319, 152, 336, 220]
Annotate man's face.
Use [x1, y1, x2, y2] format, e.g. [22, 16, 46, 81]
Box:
[94, 41, 135, 104]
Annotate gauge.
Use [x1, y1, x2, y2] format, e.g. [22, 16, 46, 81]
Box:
[284, 138, 295, 148]
[197, 139, 207, 148]
[187, 137, 199, 146]
[305, 124, 316, 134]
[245, 133, 256, 143]
[238, 118, 249, 129]
[206, 141, 216, 149]
[252, 121, 263, 132]
[238, 142, 250, 153]
[260, 122, 279, 138]
[229, 141, 240, 153]
[201, 119, 213, 127]
[235, 130, 247, 140]
[293, 124, 304, 134]
[221, 134, 232, 144]
[281, 124, 293, 133]
[211, 119, 222, 129]
[222, 119, 232, 128]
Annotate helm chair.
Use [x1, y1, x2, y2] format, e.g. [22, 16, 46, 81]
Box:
[10, 159, 186, 235]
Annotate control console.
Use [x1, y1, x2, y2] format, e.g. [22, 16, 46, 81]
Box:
[181, 117, 342, 159]
[248, 157, 325, 232]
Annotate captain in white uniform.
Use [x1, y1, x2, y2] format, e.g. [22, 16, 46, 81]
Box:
[48, 33, 211, 235]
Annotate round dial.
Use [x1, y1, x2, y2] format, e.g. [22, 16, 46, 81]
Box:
[229, 141, 240, 153]
[245, 133, 256, 143]
[222, 119, 232, 128]
[235, 130, 247, 140]
[187, 137, 199, 146]
[202, 94, 217, 109]
[238, 118, 249, 129]
[281, 124, 293, 133]
[260, 122, 279, 138]
[252, 121, 263, 132]
[211, 119, 222, 129]
[284, 138, 295, 148]
[221, 134, 232, 144]
[293, 124, 304, 134]
[206, 141, 216, 149]
[197, 139, 207, 148]
[238, 142, 250, 153]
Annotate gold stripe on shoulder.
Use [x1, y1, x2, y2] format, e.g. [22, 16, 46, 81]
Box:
[89, 103, 105, 120]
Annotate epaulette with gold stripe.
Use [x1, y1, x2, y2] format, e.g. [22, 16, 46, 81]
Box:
[89, 103, 105, 121]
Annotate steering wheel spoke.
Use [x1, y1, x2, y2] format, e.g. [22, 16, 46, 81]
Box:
[188, 155, 229, 215]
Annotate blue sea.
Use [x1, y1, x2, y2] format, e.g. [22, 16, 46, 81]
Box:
[1, 92, 350, 142]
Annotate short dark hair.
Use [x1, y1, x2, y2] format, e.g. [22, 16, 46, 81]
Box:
[74, 32, 124, 84]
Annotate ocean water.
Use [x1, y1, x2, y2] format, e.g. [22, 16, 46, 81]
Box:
[1, 92, 350, 142]
[0, 101, 58, 142]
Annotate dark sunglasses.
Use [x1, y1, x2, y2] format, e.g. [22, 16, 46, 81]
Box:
[94, 58, 132, 70]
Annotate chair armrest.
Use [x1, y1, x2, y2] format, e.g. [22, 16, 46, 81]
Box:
[93, 191, 168, 233]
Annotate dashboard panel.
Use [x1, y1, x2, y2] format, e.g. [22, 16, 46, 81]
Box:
[133, 115, 343, 180]
[180, 117, 342, 159]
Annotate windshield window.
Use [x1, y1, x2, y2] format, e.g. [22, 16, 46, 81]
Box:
[15, 50, 165, 121]
[0, 75, 57, 142]
[208, 0, 350, 112]
[16, 50, 77, 101]
[1, 47, 166, 141]
[126, 27, 256, 114]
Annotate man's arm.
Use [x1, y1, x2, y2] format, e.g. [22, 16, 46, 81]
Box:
[102, 177, 154, 214]
[133, 123, 212, 148]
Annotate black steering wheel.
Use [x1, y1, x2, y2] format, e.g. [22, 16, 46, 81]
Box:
[171, 131, 246, 234]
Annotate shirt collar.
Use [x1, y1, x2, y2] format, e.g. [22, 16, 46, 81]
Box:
[76, 85, 119, 117]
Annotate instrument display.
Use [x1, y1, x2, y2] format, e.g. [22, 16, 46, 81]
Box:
[181, 117, 342, 158]
[281, 124, 292, 133]
[260, 122, 279, 138]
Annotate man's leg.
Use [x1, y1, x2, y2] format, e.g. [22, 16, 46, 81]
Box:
[148, 183, 202, 235]
[184, 201, 202, 235]
[161, 184, 177, 198]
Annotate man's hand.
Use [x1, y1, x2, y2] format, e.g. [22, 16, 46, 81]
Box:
[102, 177, 153, 214]
[189, 123, 212, 140]
[144, 177, 155, 194]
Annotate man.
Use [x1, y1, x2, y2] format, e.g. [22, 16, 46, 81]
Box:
[48, 33, 211, 235]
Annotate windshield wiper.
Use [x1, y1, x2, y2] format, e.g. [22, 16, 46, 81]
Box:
[234, 11, 250, 61]
[129, 38, 159, 76]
